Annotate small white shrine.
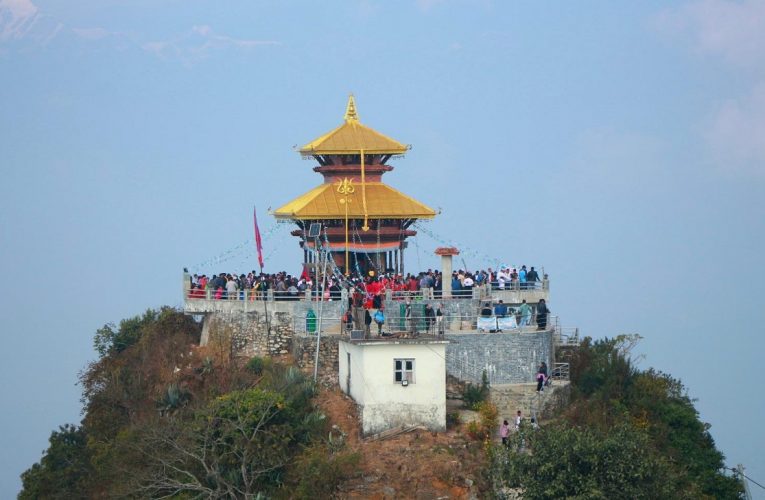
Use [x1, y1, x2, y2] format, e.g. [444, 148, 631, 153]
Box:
[338, 338, 450, 436]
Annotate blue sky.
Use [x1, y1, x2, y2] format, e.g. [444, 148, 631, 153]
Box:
[1, 0, 764, 496]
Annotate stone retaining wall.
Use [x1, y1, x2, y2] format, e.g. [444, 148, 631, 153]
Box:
[201, 311, 293, 357]
[198, 305, 554, 387]
[445, 331, 554, 385]
[292, 335, 340, 378]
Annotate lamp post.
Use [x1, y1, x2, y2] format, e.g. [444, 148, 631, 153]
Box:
[337, 177, 355, 276]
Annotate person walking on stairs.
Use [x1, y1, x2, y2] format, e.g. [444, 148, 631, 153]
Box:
[500, 420, 510, 446]
[536, 299, 550, 330]
[536, 361, 548, 392]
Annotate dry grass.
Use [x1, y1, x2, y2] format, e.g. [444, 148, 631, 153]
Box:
[316, 387, 488, 499]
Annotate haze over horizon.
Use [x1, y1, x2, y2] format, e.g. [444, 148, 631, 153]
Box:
[2, 0, 764, 497]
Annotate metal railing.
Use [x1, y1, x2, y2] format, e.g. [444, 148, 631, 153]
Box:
[389, 289, 427, 300]
[294, 316, 345, 336]
[292, 312, 562, 337]
[185, 280, 548, 303]
[490, 279, 549, 291]
[186, 288, 345, 302]
[293, 315, 446, 337]
[553, 326, 580, 346]
[551, 362, 570, 380]
[445, 351, 512, 386]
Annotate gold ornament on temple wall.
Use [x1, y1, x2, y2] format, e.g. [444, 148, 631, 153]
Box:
[336, 177, 355, 196]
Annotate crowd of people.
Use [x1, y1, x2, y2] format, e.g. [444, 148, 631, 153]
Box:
[185, 265, 549, 336]
[478, 298, 550, 331]
[186, 265, 546, 302]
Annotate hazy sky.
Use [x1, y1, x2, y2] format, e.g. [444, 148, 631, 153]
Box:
[2, 0, 764, 496]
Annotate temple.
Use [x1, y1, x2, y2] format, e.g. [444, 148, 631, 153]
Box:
[273, 95, 436, 275]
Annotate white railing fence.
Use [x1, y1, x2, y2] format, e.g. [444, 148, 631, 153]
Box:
[292, 312, 564, 337]
[185, 279, 550, 303]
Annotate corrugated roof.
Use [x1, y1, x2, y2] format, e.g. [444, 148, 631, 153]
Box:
[273, 182, 435, 220]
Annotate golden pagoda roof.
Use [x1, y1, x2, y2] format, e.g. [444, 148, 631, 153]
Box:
[273, 182, 435, 220]
[299, 95, 409, 156]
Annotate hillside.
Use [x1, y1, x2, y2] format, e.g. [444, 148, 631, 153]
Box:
[18, 308, 743, 499]
[316, 387, 486, 498]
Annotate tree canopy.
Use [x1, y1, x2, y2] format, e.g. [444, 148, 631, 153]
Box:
[19, 308, 354, 499]
[489, 336, 743, 499]
[21, 313, 743, 499]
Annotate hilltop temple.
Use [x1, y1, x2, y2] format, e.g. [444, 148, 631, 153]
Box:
[185, 95, 576, 436]
[273, 95, 436, 276]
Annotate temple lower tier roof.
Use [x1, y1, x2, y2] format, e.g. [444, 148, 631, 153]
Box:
[273, 182, 436, 220]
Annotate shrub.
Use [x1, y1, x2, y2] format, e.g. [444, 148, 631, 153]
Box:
[466, 421, 482, 440]
[156, 383, 191, 416]
[477, 401, 499, 435]
[286, 442, 360, 499]
[462, 370, 490, 409]
[246, 356, 268, 375]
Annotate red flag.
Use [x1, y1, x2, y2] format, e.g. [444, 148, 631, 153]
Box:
[253, 206, 264, 270]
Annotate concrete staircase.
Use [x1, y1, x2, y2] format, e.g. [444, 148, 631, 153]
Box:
[490, 381, 570, 424]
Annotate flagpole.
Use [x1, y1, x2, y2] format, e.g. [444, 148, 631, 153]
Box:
[313, 235, 329, 382]
[254, 207, 272, 349]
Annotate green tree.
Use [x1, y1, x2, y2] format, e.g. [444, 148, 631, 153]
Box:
[92, 309, 159, 357]
[125, 366, 323, 498]
[626, 369, 741, 498]
[19, 424, 93, 499]
[80, 308, 201, 442]
[562, 336, 743, 499]
[80, 308, 202, 494]
[490, 423, 679, 499]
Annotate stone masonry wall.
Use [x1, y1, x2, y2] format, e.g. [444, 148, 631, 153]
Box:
[292, 335, 340, 379]
[197, 301, 553, 386]
[445, 331, 554, 385]
[201, 310, 341, 383]
[202, 311, 293, 357]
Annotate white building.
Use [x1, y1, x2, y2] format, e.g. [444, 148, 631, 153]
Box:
[338, 338, 450, 436]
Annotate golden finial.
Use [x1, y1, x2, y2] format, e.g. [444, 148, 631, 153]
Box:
[344, 94, 359, 122]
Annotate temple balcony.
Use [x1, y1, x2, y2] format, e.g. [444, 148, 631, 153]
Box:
[182, 274, 550, 316]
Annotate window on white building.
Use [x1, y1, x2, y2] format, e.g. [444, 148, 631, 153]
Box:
[394, 359, 415, 384]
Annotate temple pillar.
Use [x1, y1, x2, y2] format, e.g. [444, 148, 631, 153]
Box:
[399, 245, 404, 276]
[442, 256, 452, 298]
[435, 247, 460, 299]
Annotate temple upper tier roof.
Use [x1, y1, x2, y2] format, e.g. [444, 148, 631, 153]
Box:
[298, 95, 409, 156]
[273, 182, 436, 220]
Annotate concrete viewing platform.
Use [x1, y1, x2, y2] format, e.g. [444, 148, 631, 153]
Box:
[345, 335, 452, 346]
[183, 276, 550, 317]
[185, 269, 575, 390]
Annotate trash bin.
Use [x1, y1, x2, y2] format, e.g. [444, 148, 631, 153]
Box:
[413, 303, 425, 332]
[306, 309, 316, 334]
